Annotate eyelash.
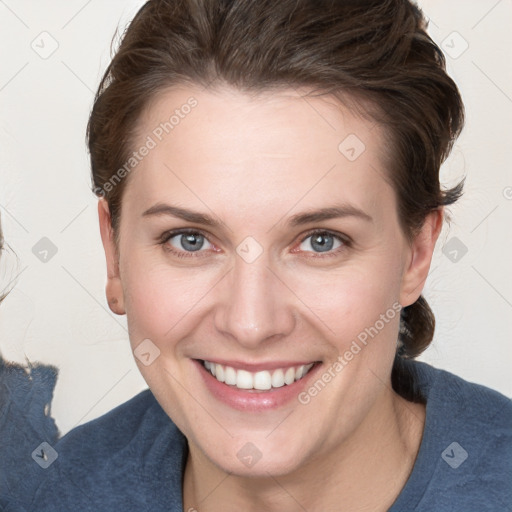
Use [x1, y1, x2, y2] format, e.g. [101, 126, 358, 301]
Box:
[159, 229, 212, 259]
[294, 229, 352, 259]
[158, 228, 351, 259]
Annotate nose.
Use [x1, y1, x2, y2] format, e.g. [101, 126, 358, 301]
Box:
[214, 255, 296, 349]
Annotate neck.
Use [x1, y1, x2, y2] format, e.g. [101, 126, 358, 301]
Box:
[183, 388, 425, 512]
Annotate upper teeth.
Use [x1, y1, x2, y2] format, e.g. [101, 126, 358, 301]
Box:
[203, 360, 314, 390]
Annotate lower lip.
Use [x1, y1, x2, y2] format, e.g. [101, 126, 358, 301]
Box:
[193, 359, 321, 411]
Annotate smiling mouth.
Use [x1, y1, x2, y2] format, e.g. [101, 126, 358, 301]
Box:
[200, 359, 317, 391]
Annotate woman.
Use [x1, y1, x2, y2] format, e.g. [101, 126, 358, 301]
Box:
[17, 0, 512, 510]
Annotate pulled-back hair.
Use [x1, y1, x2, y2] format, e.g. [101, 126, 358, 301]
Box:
[87, 0, 464, 377]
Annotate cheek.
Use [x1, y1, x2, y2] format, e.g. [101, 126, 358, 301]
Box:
[120, 233, 404, 360]
[288, 257, 402, 347]
[120, 253, 210, 343]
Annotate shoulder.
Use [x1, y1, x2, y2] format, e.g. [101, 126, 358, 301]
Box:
[0, 358, 59, 511]
[411, 360, 512, 431]
[394, 360, 512, 511]
[21, 390, 187, 512]
[52, 388, 170, 455]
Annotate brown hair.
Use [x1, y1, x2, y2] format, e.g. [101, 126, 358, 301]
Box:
[87, 0, 464, 372]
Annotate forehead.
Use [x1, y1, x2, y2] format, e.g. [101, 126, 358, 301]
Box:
[137, 85, 381, 160]
[125, 85, 395, 226]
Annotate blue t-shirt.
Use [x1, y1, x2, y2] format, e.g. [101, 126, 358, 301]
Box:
[0, 357, 59, 504]
[3, 360, 512, 511]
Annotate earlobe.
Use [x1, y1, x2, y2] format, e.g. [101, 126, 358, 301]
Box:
[98, 199, 126, 315]
[399, 209, 443, 308]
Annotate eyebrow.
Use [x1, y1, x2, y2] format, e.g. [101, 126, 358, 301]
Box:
[287, 206, 373, 226]
[142, 204, 220, 226]
[142, 203, 373, 227]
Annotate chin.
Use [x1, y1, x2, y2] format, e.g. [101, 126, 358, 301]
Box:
[191, 430, 312, 479]
[215, 449, 306, 479]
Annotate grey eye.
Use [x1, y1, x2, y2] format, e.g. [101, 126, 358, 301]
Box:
[299, 233, 342, 253]
[169, 233, 211, 252]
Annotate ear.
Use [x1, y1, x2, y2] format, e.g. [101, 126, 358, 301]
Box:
[98, 199, 126, 315]
[399, 209, 443, 307]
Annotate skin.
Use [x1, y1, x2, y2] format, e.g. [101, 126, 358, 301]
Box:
[99, 85, 442, 511]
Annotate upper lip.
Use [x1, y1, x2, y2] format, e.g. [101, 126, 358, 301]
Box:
[197, 358, 319, 372]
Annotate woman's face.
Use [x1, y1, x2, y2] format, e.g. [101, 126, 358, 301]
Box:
[100, 86, 438, 476]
